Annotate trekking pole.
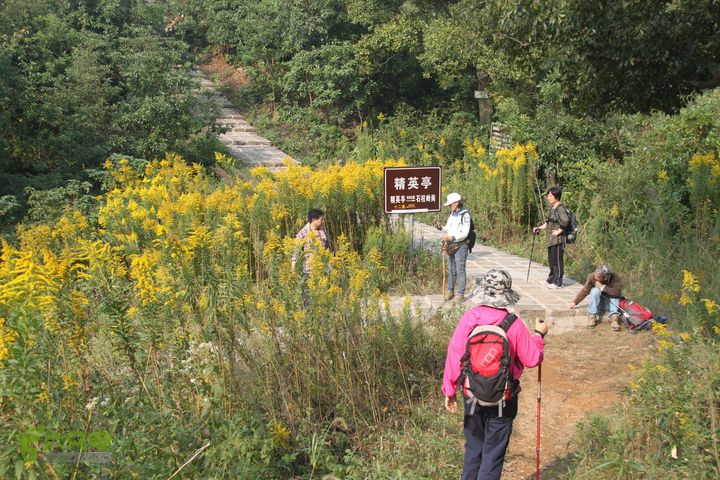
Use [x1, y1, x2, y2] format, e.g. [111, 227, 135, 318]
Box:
[536, 319, 544, 480]
[527, 231, 537, 282]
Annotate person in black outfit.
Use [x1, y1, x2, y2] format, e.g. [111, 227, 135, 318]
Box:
[532, 186, 571, 289]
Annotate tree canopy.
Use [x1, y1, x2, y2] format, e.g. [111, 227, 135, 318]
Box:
[0, 0, 214, 177]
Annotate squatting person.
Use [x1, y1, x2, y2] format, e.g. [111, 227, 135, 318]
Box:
[569, 264, 623, 331]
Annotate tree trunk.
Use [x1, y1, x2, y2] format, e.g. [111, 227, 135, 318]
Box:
[477, 70, 492, 124]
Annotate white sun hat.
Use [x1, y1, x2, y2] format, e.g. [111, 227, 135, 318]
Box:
[443, 192, 462, 206]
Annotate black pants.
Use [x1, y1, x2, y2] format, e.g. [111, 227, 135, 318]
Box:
[546, 243, 564, 286]
[461, 396, 518, 480]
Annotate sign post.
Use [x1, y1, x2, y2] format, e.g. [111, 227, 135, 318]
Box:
[384, 166, 442, 214]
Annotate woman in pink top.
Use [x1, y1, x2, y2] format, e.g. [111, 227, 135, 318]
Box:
[443, 269, 548, 480]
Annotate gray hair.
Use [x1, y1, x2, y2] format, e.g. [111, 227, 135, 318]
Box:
[595, 264, 612, 277]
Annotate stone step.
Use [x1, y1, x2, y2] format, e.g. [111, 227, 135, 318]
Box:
[218, 121, 252, 129]
[230, 150, 291, 160]
[220, 125, 255, 133]
[220, 112, 246, 120]
[248, 163, 287, 172]
[220, 135, 272, 146]
[228, 146, 296, 165]
[218, 118, 251, 126]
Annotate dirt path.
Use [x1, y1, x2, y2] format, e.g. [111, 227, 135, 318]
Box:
[500, 325, 656, 479]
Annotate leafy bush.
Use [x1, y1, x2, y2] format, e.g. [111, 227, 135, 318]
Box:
[244, 105, 348, 168]
[0, 196, 19, 221]
[567, 272, 719, 479]
[25, 180, 95, 222]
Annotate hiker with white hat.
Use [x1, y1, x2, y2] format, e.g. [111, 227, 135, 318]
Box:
[443, 269, 548, 480]
[433, 192, 472, 302]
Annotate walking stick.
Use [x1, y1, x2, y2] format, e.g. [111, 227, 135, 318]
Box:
[441, 240, 447, 294]
[527, 231, 537, 282]
[536, 320, 544, 480]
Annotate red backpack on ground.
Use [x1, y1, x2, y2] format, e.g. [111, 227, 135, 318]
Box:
[460, 312, 519, 417]
[618, 297, 656, 331]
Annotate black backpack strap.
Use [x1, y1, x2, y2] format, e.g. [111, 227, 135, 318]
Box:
[499, 312, 520, 394]
[499, 312, 517, 332]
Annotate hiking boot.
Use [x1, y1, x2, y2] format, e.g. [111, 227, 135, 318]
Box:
[453, 294, 465, 302]
[586, 314, 599, 328]
[444, 291, 454, 301]
[610, 314, 622, 332]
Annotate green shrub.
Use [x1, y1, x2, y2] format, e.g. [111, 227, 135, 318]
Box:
[363, 226, 441, 295]
[25, 180, 95, 223]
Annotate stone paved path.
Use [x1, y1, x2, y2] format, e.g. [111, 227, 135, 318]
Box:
[387, 218, 591, 334]
[191, 70, 296, 171]
[191, 70, 590, 334]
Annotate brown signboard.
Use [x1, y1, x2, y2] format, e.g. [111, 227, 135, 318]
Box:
[384, 166, 442, 213]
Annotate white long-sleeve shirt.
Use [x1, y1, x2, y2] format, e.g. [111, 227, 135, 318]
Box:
[441, 208, 471, 242]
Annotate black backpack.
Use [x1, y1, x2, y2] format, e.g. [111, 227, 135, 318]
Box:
[463, 212, 477, 252]
[565, 208, 578, 244]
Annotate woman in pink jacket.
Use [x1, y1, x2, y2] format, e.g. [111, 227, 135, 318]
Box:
[443, 269, 548, 480]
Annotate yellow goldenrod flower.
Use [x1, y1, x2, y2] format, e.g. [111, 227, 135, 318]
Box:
[62, 373, 79, 391]
[37, 382, 50, 403]
[658, 292, 675, 305]
[271, 420, 290, 448]
[656, 339, 672, 352]
[651, 321, 671, 339]
[678, 292, 692, 305]
[681, 269, 700, 293]
[701, 298, 718, 315]
[0, 317, 17, 363]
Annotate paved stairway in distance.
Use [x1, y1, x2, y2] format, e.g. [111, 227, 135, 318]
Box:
[191, 70, 296, 172]
[387, 219, 593, 334]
